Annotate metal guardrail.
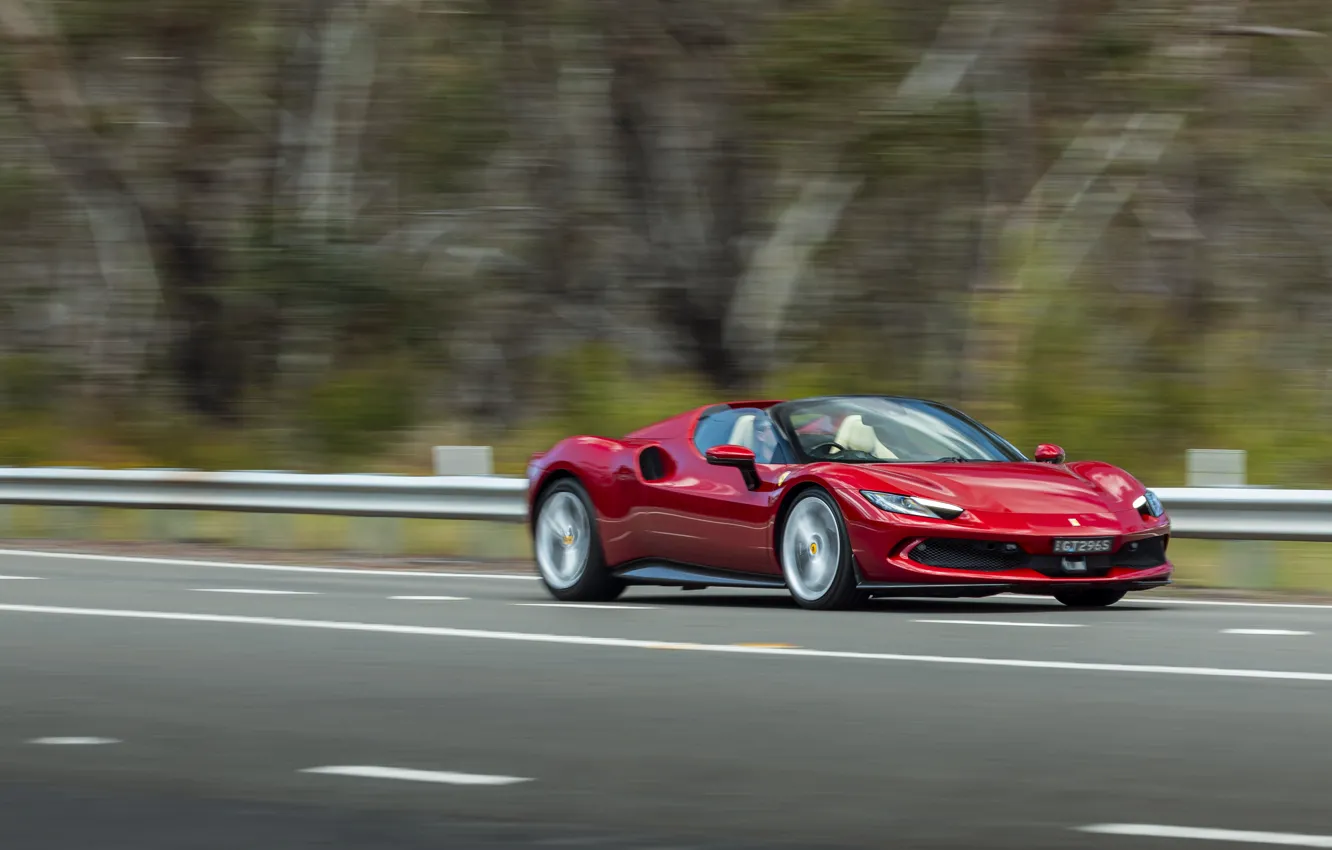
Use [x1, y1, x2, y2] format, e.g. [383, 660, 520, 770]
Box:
[0, 468, 1330, 542]
[1151, 487, 1332, 542]
[0, 468, 529, 523]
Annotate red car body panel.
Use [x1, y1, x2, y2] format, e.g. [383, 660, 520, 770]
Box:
[526, 399, 1173, 597]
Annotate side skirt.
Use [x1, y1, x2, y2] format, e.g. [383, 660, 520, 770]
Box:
[857, 582, 1014, 599]
[612, 561, 788, 590]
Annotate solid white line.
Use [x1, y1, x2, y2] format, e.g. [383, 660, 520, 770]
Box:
[3, 602, 1332, 683]
[1223, 629, 1312, 636]
[514, 602, 655, 610]
[390, 596, 469, 602]
[1077, 823, 1332, 847]
[193, 589, 318, 596]
[1001, 592, 1332, 611]
[914, 619, 1084, 628]
[28, 737, 120, 745]
[301, 765, 531, 786]
[0, 575, 41, 580]
[0, 548, 538, 581]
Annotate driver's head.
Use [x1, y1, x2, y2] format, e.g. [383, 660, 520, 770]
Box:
[753, 419, 779, 461]
[755, 419, 775, 444]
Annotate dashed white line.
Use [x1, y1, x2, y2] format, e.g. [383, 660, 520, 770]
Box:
[28, 737, 120, 746]
[193, 589, 318, 596]
[0, 575, 41, 580]
[390, 596, 470, 602]
[4, 602, 1332, 683]
[0, 549, 538, 580]
[8, 549, 1332, 612]
[1076, 823, 1332, 847]
[514, 602, 656, 610]
[1001, 592, 1332, 611]
[300, 765, 532, 786]
[1223, 629, 1312, 636]
[914, 619, 1085, 628]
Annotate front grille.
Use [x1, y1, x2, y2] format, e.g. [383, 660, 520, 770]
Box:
[910, 539, 1026, 572]
[908, 535, 1168, 573]
[1027, 554, 1114, 577]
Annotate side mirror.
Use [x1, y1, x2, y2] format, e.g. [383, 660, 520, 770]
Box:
[1034, 444, 1066, 464]
[706, 444, 760, 491]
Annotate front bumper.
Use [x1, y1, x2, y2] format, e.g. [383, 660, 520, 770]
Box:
[839, 496, 1174, 590]
[855, 577, 1172, 598]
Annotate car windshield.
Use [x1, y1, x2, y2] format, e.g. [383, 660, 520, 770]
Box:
[770, 396, 1026, 464]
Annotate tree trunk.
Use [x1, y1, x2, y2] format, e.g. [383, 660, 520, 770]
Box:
[604, 0, 751, 392]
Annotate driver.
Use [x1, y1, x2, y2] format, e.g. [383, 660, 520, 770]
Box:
[753, 418, 782, 463]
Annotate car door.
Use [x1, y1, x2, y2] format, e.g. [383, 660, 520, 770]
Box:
[633, 407, 793, 576]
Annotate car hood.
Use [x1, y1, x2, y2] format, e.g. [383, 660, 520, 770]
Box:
[837, 462, 1140, 515]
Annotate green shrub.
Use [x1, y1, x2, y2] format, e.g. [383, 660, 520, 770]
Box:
[302, 363, 417, 460]
[0, 355, 70, 413]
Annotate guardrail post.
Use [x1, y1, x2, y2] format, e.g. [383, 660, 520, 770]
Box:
[432, 446, 493, 476]
[347, 511, 402, 557]
[242, 513, 292, 551]
[147, 509, 199, 544]
[1186, 449, 1273, 589]
[433, 446, 497, 559]
[55, 506, 96, 541]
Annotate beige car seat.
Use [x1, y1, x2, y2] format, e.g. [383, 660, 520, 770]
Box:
[832, 415, 897, 459]
[727, 414, 756, 450]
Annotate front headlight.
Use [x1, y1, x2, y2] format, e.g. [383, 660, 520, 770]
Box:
[1133, 489, 1165, 518]
[861, 490, 965, 520]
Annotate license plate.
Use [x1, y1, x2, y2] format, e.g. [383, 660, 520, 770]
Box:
[1053, 537, 1113, 554]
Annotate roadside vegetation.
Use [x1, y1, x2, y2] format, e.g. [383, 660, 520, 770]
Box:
[2, 2, 1331, 487]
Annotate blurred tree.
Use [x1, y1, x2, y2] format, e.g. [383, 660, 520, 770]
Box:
[0, 0, 1327, 480]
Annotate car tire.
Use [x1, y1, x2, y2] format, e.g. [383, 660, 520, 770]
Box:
[532, 478, 625, 603]
[1052, 587, 1126, 608]
[778, 488, 861, 611]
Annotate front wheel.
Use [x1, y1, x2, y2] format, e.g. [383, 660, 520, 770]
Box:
[533, 478, 625, 602]
[779, 489, 861, 610]
[1052, 587, 1126, 608]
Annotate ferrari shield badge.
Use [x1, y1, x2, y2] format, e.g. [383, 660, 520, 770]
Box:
[777, 471, 791, 486]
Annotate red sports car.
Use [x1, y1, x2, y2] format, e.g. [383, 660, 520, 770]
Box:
[525, 395, 1171, 610]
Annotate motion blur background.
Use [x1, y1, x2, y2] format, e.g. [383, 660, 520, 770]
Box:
[1, 0, 1330, 580]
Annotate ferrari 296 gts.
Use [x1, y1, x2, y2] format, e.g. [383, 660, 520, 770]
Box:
[525, 395, 1171, 610]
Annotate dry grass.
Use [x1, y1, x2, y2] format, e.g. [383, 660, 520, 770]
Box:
[0, 507, 533, 560]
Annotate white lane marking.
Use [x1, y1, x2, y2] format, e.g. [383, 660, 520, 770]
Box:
[514, 603, 656, 610]
[4, 603, 1332, 683]
[914, 619, 1084, 628]
[0, 575, 41, 580]
[1076, 823, 1332, 847]
[8, 547, 1332, 607]
[1001, 592, 1332, 611]
[0, 549, 537, 581]
[1223, 629, 1312, 636]
[28, 737, 120, 745]
[193, 588, 318, 596]
[390, 595, 469, 601]
[301, 765, 532, 786]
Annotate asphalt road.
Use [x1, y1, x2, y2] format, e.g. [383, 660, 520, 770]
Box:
[3, 548, 1332, 849]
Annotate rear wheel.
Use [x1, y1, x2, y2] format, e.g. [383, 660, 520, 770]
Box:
[779, 489, 861, 610]
[1052, 587, 1126, 608]
[533, 478, 625, 602]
